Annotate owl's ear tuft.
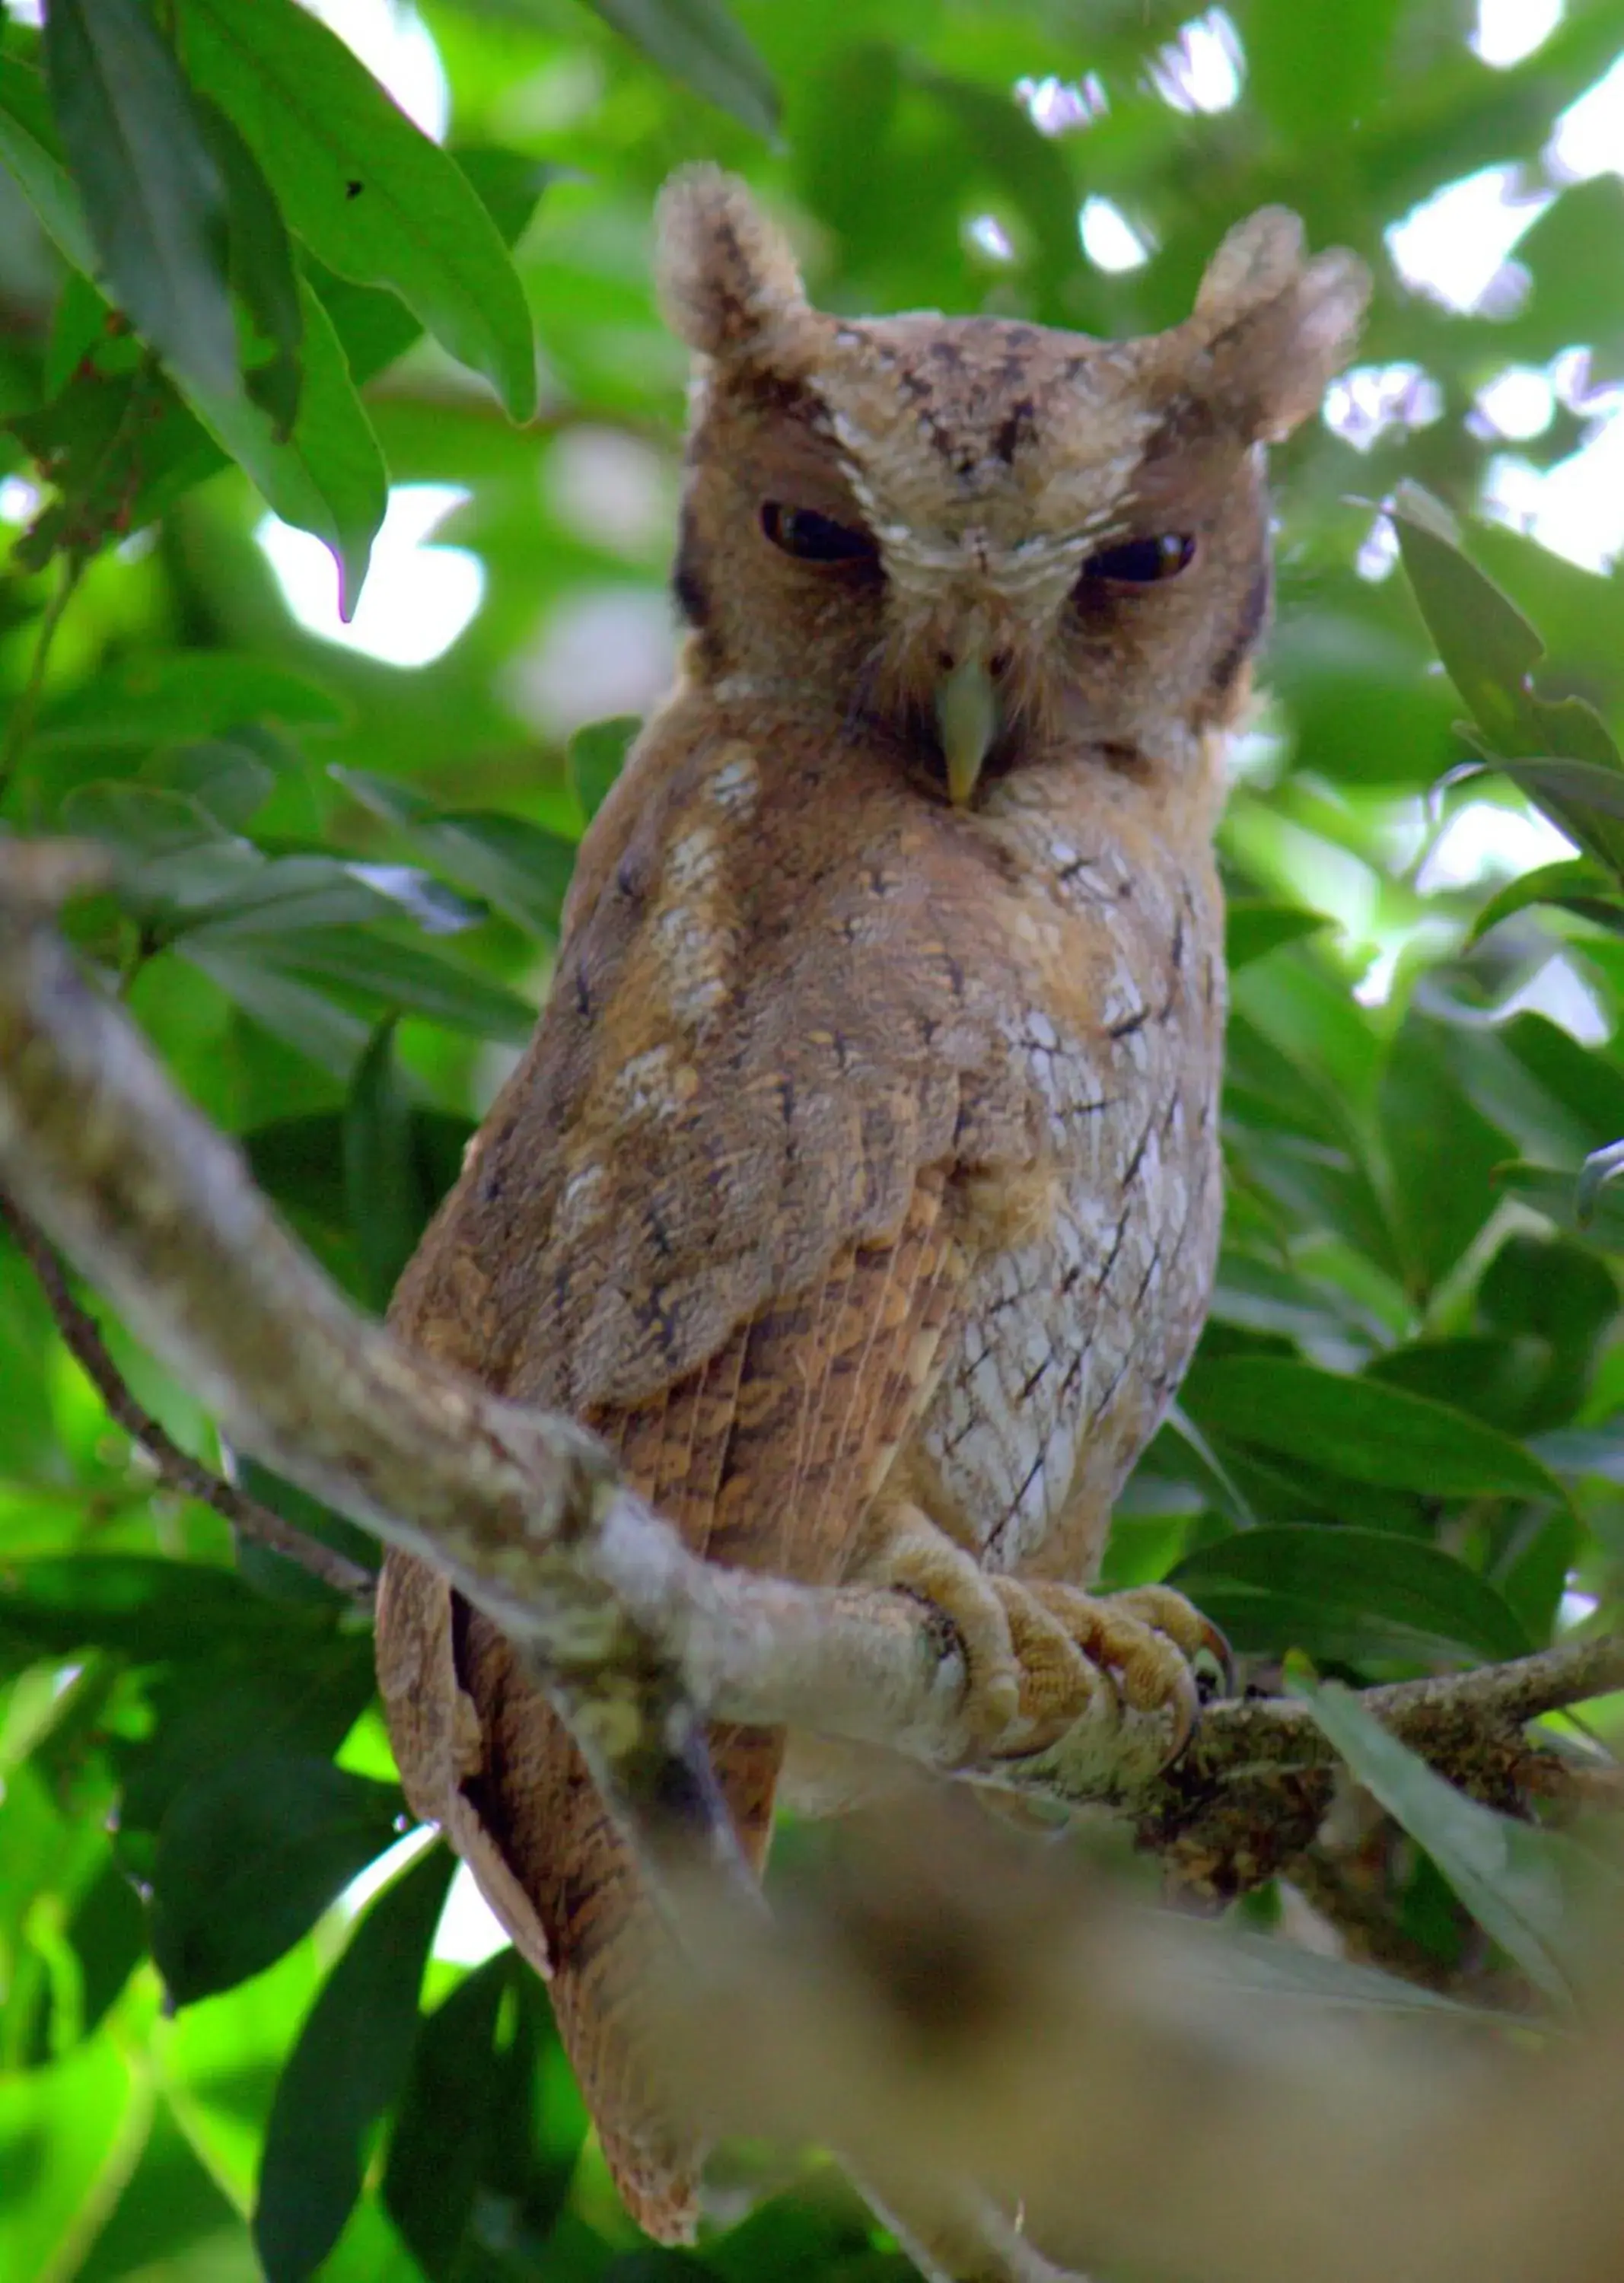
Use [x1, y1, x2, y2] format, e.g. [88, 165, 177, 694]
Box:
[1187, 207, 1371, 443]
[657, 166, 808, 362]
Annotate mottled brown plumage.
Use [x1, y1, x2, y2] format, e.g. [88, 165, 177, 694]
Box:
[374, 169, 1367, 2243]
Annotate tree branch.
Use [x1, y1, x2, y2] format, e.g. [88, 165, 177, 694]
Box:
[0, 1184, 375, 1606]
[655, 1794, 1624, 2283]
[0, 842, 1616, 1864]
[5, 842, 1624, 2283]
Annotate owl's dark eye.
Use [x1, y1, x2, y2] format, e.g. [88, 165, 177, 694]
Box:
[1079, 533, 1197, 585]
[761, 501, 879, 565]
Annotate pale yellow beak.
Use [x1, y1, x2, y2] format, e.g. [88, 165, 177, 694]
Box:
[934, 651, 999, 807]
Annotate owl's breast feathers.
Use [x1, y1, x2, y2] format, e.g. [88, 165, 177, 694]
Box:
[378, 697, 1224, 2237]
[392, 696, 1220, 1423]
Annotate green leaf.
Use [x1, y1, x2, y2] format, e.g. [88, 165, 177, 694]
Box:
[1245, 0, 1403, 139]
[568, 715, 638, 826]
[344, 1021, 438, 1309]
[61, 778, 234, 859]
[1181, 1358, 1565, 1503]
[0, 51, 95, 274]
[1301, 1679, 1597, 2004]
[1469, 858, 1624, 946]
[231, 1457, 381, 1607]
[910, 67, 1081, 298]
[151, 1756, 403, 2004]
[42, 0, 240, 401]
[253, 1840, 455, 2283]
[249, 927, 537, 1043]
[397, 814, 577, 942]
[1494, 1160, 1624, 1251]
[1391, 485, 1624, 874]
[175, 854, 476, 941]
[178, 936, 371, 1078]
[576, 0, 779, 140]
[142, 737, 278, 831]
[246, 1108, 469, 1254]
[300, 145, 557, 395]
[1578, 1137, 1624, 1227]
[0, 2030, 148, 2283]
[180, 0, 537, 420]
[328, 764, 434, 828]
[0, 1555, 297, 1663]
[333, 766, 578, 938]
[1379, 1014, 1510, 1295]
[117, 1633, 380, 1862]
[381, 1953, 511, 2277]
[35, 653, 343, 749]
[15, 142, 553, 567]
[1169, 1527, 1531, 1665]
[1224, 901, 1333, 970]
[196, 94, 304, 438]
[183, 276, 387, 615]
[1183, 1919, 1498, 2022]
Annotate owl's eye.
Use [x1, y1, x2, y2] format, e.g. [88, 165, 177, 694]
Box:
[1079, 533, 1197, 585]
[760, 501, 879, 565]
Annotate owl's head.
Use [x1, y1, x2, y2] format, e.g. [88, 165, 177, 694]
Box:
[657, 168, 1368, 803]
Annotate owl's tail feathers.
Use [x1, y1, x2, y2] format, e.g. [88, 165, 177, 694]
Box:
[381, 1580, 782, 2245]
[546, 1715, 785, 2243]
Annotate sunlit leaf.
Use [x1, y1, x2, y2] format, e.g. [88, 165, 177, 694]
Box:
[1469, 858, 1624, 947]
[1225, 901, 1333, 970]
[183, 277, 387, 615]
[0, 2028, 148, 2283]
[1392, 485, 1624, 874]
[180, 0, 536, 420]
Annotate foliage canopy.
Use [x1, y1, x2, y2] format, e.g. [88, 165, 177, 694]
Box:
[2, 2, 1624, 2278]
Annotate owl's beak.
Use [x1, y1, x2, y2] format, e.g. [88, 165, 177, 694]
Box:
[935, 651, 999, 807]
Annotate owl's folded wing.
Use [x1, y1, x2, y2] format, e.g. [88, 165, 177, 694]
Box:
[377, 1148, 973, 2239]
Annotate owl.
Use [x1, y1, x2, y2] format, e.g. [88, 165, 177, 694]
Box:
[375, 170, 1368, 2245]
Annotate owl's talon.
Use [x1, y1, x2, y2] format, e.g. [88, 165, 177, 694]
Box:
[868, 1512, 1024, 1755]
[985, 1578, 1223, 1788]
[1107, 1584, 1235, 1703]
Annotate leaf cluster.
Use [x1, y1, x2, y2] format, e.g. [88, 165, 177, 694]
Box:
[2, 2, 1624, 2280]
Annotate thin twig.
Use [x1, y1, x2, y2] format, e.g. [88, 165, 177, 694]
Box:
[0, 1186, 375, 1605]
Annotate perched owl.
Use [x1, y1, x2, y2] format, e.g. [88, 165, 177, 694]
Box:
[375, 170, 1368, 2244]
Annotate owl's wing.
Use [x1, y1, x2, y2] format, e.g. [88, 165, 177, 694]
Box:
[379, 1172, 967, 2240]
[375, 724, 1032, 2240]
